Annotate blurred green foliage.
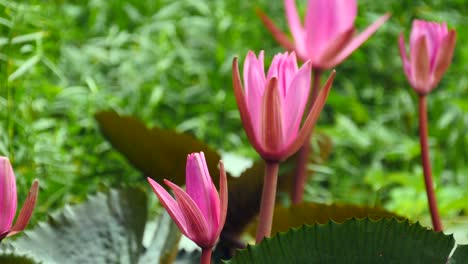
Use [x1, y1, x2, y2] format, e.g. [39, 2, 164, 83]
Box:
[0, 0, 466, 228]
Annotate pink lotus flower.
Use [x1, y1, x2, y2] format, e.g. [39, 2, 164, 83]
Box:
[0, 157, 39, 241]
[258, 0, 390, 69]
[147, 152, 227, 249]
[399, 20, 457, 95]
[232, 51, 335, 162]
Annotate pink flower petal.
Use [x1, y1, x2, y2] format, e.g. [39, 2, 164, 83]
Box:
[282, 71, 335, 160]
[261, 77, 284, 156]
[232, 57, 264, 154]
[432, 30, 456, 88]
[410, 20, 425, 50]
[304, 0, 357, 58]
[411, 20, 448, 70]
[8, 179, 39, 236]
[267, 52, 298, 97]
[147, 177, 189, 237]
[315, 27, 355, 68]
[164, 180, 212, 247]
[328, 13, 391, 68]
[282, 61, 312, 146]
[215, 161, 228, 239]
[284, 0, 305, 55]
[0, 157, 17, 235]
[304, 0, 330, 56]
[411, 36, 431, 93]
[398, 33, 411, 78]
[244, 51, 265, 140]
[185, 153, 217, 231]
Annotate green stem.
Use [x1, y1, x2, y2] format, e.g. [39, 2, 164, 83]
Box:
[418, 95, 442, 232]
[291, 69, 322, 204]
[200, 247, 212, 264]
[256, 161, 279, 243]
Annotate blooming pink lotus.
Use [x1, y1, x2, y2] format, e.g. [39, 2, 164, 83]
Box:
[258, 0, 390, 69]
[0, 157, 39, 241]
[232, 51, 335, 162]
[147, 152, 227, 249]
[399, 20, 456, 95]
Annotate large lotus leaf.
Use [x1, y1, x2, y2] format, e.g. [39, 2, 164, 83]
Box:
[449, 244, 468, 264]
[95, 111, 220, 187]
[0, 255, 37, 264]
[247, 202, 404, 237]
[2, 188, 180, 264]
[228, 218, 457, 264]
[139, 211, 181, 264]
[0, 244, 38, 264]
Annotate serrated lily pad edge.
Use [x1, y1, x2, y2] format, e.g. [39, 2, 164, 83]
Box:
[227, 217, 467, 263]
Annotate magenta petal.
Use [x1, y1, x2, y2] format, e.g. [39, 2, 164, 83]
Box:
[8, 179, 39, 236]
[304, 0, 356, 57]
[165, 180, 212, 247]
[185, 152, 217, 232]
[282, 70, 335, 160]
[268, 52, 298, 97]
[284, 0, 305, 54]
[266, 53, 283, 80]
[410, 20, 425, 52]
[147, 178, 189, 237]
[304, 0, 331, 55]
[328, 13, 391, 68]
[336, 0, 358, 29]
[216, 161, 228, 238]
[398, 33, 411, 78]
[0, 157, 17, 235]
[233, 57, 265, 154]
[432, 30, 456, 87]
[261, 78, 284, 155]
[282, 61, 312, 146]
[411, 36, 431, 92]
[243, 51, 265, 140]
[316, 27, 355, 67]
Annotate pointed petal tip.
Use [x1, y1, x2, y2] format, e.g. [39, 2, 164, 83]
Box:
[256, 7, 294, 51]
[232, 56, 238, 68]
[163, 179, 176, 187]
[146, 176, 156, 185]
[31, 179, 39, 189]
[328, 12, 391, 68]
[9, 179, 40, 235]
[217, 159, 228, 237]
[326, 70, 337, 84]
[254, 7, 266, 18]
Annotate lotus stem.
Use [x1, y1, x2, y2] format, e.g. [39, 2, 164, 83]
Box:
[256, 161, 280, 243]
[418, 95, 442, 232]
[200, 247, 212, 264]
[291, 69, 322, 204]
